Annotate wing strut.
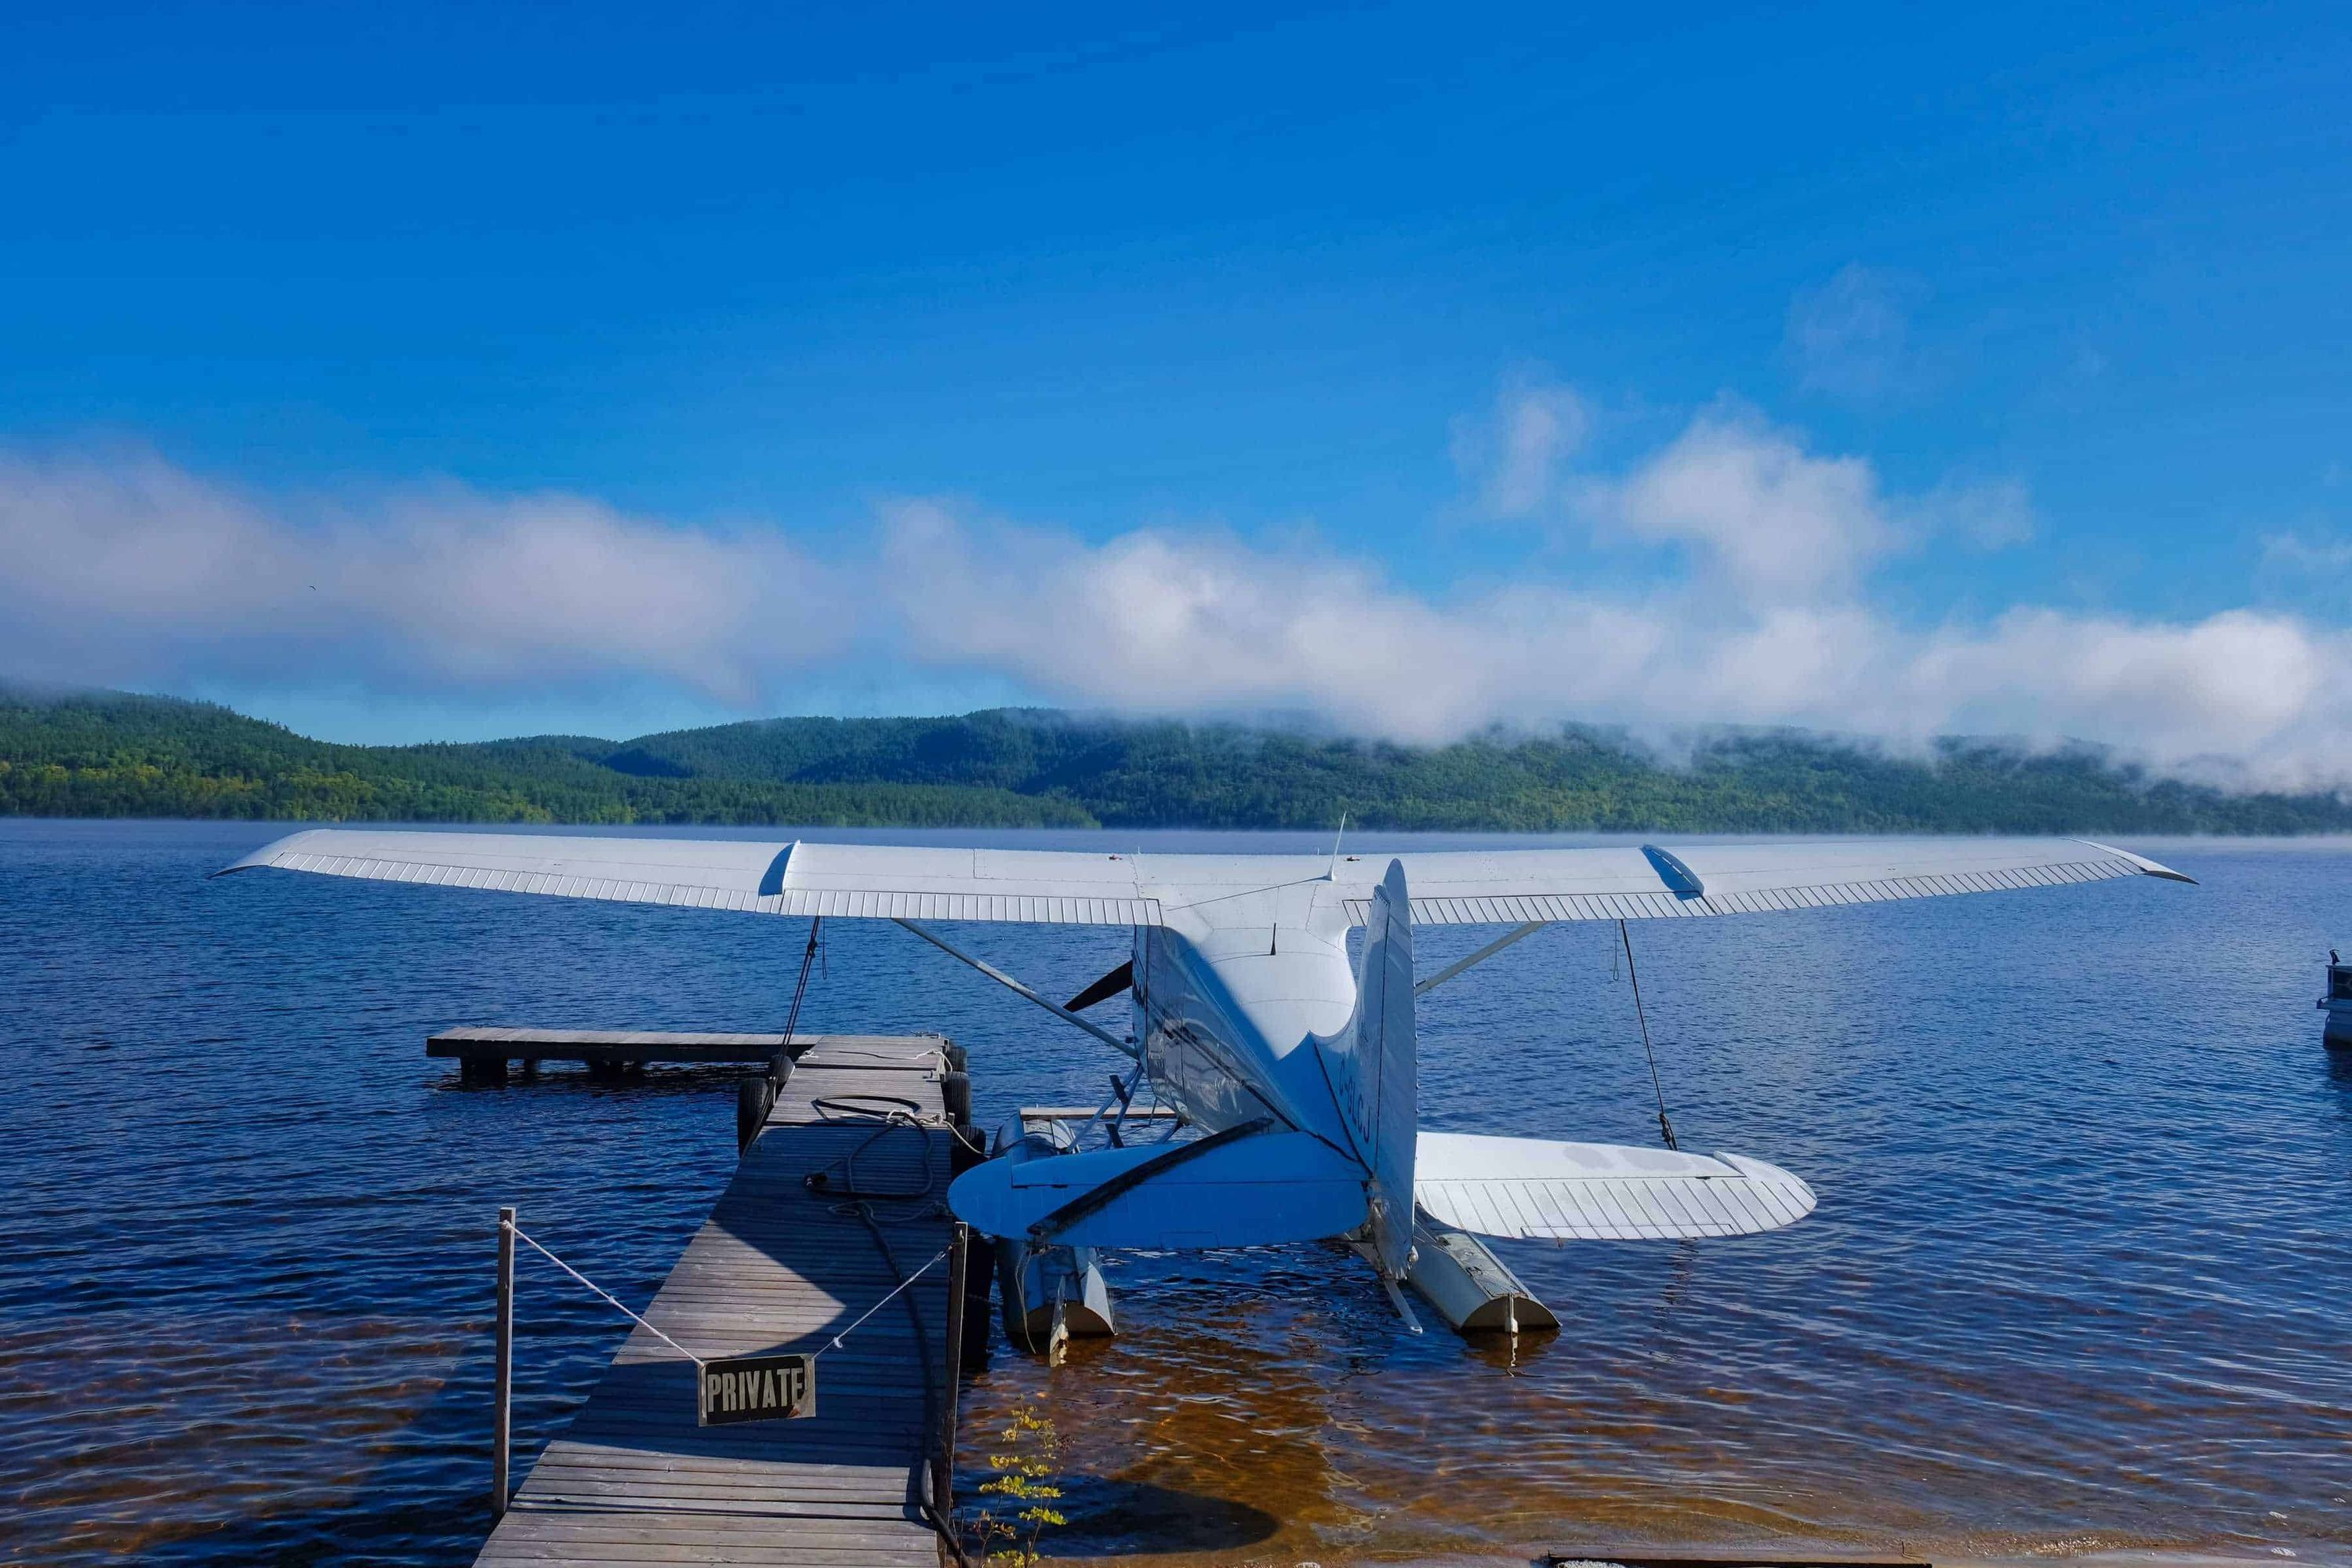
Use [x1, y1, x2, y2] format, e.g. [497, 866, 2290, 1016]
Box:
[1414, 921, 1548, 996]
[779, 916, 822, 1056]
[1379, 1274, 1425, 1334]
[891, 919, 1138, 1060]
[1617, 920, 1678, 1150]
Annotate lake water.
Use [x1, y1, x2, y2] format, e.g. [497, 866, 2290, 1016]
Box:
[2, 819, 2349, 1566]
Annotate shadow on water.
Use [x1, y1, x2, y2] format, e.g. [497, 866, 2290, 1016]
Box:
[1044, 1475, 1280, 1557]
[430, 1062, 770, 1098]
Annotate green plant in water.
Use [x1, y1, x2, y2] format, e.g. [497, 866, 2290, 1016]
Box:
[966, 1396, 1066, 1566]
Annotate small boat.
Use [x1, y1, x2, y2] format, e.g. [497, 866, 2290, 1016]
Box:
[2319, 956, 2352, 1049]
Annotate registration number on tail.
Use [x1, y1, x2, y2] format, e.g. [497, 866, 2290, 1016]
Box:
[697, 1352, 816, 1425]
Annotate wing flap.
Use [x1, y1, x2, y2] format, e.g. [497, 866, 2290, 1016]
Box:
[1414, 1131, 1816, 1240]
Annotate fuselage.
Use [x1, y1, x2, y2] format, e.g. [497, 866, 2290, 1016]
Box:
[1128, 886, 1364, 1151]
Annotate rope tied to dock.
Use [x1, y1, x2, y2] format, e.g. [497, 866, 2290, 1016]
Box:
[506, 1092, 954, 1374]
[505, 1215, 954, 1363]
[808, 1098, 951, 1220]
[503, 1217, 709, 1367]
[823, 1243, 953, 1354]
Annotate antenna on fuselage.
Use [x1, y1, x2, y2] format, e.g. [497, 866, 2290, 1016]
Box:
[1327, 810, 1348, 880]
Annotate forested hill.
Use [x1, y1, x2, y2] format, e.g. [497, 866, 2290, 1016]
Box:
[3, 684, 2347, 834]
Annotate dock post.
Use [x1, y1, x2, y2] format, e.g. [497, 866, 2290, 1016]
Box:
[494, 1205, 514, 1519]
[942, 1062, 995, 1365]
[936, 1221, 970, 1527]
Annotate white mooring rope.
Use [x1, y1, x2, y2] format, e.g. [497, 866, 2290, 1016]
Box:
[506, 1219, 950, 1363]
[824, 1245, 951, 1353]
[506, 1219, 708, 1367]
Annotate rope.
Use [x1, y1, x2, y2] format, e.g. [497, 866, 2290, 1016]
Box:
[505, 1218, 707, 1367]
[825, 1245, 952, 1353]
[812, 1092, 930, 1121]
[507, 1216, 944, 1363]
[809, 1098, 947, 1211]
[807, 1046, 948, 1066]
[1617, 919, 1679, 1151]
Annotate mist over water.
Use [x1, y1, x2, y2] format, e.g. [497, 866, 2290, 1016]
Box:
[2, 820, 2348, 1564]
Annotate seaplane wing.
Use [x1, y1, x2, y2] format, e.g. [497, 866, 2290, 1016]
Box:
[1358, 836, 2190, 925]
[219, 829, 1170, 925]
[1414, 1131, 1816, 1240]
[222, 829, 2188, 930]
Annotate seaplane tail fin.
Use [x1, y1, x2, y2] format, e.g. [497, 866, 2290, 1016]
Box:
[1314, 859, 1418, 1278]
[946, 1129, 1367, 1249]
[1413, 1131, 1815, 1240]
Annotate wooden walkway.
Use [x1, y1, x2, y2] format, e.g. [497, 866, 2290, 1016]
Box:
[477, 1035, 965, 1567]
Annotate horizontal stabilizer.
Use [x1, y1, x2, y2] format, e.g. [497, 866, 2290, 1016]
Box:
[948, 1131, 1367, 1250]
[1414, 1131, 1815, 1241]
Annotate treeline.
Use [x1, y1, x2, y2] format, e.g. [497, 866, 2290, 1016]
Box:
[4, 684, 2348, 834]
[0, 691, 1087, 826]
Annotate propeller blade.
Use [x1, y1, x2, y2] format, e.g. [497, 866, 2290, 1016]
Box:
[1064, 959, 1134, 1013]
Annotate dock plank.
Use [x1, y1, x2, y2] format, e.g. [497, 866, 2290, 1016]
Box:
[475, 1036, 960, 1568]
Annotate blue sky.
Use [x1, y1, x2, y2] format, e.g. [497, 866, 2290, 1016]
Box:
[4, 3, 2350, 780]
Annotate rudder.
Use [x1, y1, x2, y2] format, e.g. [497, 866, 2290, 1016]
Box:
[1315, 858, 1418, 1278]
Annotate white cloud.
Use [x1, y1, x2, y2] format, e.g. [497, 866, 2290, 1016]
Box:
[1450, 373, 1590, 519]
[1912, 475, 2035, 550]
[0, 448, 850, 705]
[1903, 609, 2347, 789]
[2259, 530, 2352, 579]
[1595, 405, 1893, 604]
[1785, 263, 1929, 401]
[3, 421, 2348, 792]
[875, 500, 2352, 784]
[2252, 530, 2352, 622]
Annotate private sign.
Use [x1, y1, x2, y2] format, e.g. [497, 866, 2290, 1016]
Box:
[698, 1352, 816, 1425]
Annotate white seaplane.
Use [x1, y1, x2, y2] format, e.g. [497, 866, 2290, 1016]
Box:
[220, 829, 2190, 1325]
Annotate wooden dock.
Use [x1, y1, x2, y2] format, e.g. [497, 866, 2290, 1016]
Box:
[477, 1034, 972, 1568]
